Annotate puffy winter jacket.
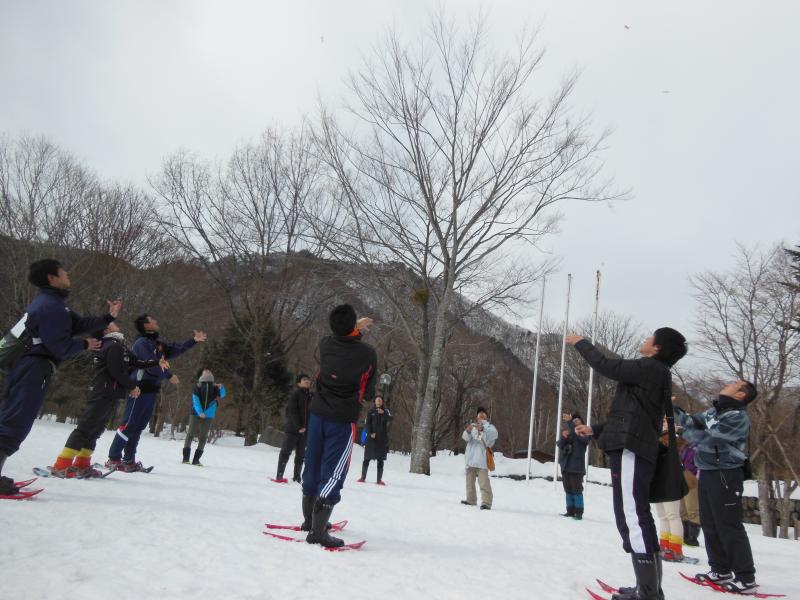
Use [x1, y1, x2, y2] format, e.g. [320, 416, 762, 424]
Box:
[310, 332, 377, 424]
[557, 420, 591, 475]
[574, 339, 671, 464]
[192, 382, 226, 419]
[462, 421, 498, 470]
[675, 396, 749, 471]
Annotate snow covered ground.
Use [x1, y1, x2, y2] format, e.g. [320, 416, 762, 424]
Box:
[2, 419, 797, 600]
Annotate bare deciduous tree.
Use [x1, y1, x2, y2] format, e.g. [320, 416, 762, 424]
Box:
[313, 14, 617, 474]
[691, 244, 800, 538]
[152, 128, 333, 444]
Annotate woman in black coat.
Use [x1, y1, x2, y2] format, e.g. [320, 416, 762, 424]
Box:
[358, 396, 392, 485]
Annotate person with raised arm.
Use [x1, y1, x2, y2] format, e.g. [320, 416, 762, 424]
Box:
[567, 327, 687, 600]
[0, 259, 121, 495]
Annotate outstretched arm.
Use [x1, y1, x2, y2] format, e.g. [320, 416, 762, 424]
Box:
[570, 338, 654, 384]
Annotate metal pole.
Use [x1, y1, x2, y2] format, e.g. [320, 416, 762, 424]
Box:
[584, 270, 601, 483]
[526, 276, 547, 481]
[553, 273, 572, 488]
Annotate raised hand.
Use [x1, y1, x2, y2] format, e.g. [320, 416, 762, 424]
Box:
[356, 317, 374, 333]
[565, 334, 584, 346]
[193, 330, 208, 343]
[574, 424, 593, 437]
[159, 357, 170, 371]
[86, 338, 102, 351]
[169, 374, 180, 385]
[107, 299, 123, 318]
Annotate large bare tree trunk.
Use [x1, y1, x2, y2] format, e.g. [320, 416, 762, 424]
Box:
[410, 281, 454, 474]
[757, 464, 777, 537]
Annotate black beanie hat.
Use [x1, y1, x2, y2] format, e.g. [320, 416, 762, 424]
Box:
[329, 304, 357, 337]
[653, 327, 688, 367]
[296, 373, 310, 384]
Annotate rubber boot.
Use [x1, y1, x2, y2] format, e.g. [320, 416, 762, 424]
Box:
[300, 494, 314, 531]
[192, 449, 203, 466]
[616, 554, 659, 600]
[306, 500, 344, 548]
[292, 461, 302, 483]
[182, 447, 191, 464]
[300, 495, 333, 532]
[276, 459, 287, 481]
[655, 552, 664, 600]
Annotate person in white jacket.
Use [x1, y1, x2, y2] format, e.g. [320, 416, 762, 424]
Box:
[460, 407, 498, 510]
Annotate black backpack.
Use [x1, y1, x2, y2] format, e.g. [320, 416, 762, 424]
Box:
[0, 314, 33, 372]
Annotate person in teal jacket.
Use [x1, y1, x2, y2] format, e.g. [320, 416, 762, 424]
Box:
[183, 368, 226, 466]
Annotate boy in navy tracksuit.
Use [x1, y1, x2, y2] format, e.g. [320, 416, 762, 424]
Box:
[301, 304, 377, 548]
[105, 313, 206, 471]
[0, 259, 121, 495]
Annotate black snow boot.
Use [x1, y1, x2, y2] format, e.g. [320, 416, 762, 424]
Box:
[182, 447, 191, 464]
[0, 476, 19, 495]
[276, 460, 287, 481]
[306, 500, 344, 548]
[300, 495, 332, 532]
[611, 554, 661, 600]
[685, 522, 700, 546]
[301, 494, 315, 531]
[613, 554, 663, 600]
[376, 461, 384, 484]
[292, 461, 302, 483]
[192, 449, 203, 466]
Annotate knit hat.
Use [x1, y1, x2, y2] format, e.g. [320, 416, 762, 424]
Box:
[329, 304, 357, 337]
[199, 370, 215, 383]
[296, 373, 310, 384]
[653, 327, 688, 367]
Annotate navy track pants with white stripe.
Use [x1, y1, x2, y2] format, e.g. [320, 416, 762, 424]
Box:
[609, 449, 660, 555]
[302, 412, 355, 505]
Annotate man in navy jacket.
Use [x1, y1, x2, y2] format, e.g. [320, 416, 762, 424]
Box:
[0, 259, 121, 494]
[105, 313, 206, 471]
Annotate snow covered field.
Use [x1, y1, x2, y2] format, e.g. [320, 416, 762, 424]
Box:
[1, 419, 797, 600]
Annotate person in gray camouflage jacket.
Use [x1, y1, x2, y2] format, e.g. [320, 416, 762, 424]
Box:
[675, 380, 758, 594]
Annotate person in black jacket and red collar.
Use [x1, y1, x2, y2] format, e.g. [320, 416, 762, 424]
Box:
[301, 304, 377, 548]
[0, 259, 121, 495]
[275, 373, 312, 483]
[568, 327, 687, 600]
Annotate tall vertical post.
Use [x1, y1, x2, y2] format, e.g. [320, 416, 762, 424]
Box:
[553, 273, 572, 488]
[584, 270, 601, 482]
[526, 276, 547, 481]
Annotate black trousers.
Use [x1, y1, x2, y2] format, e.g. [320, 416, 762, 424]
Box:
[278, 431, 306, 474]
[609, 450, 659, 555]
[699, 468, 755, 580]
[361, 458, 384, 481]
[65, 391, 120, 453]
[562, 472, 584, 494]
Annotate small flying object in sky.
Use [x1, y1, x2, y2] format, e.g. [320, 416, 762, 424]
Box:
[624, 24, 630, 30]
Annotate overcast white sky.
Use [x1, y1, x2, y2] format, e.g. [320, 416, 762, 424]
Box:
[2, 0, 799, 369]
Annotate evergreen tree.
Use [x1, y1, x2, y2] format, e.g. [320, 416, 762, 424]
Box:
[203, 317, 291, 445]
